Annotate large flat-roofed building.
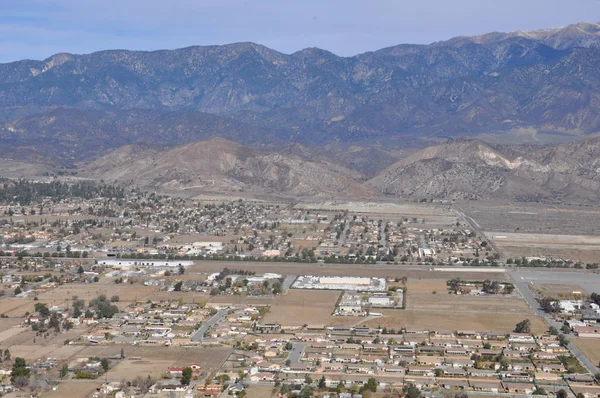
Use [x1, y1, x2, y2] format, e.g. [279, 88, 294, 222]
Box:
[319, 277, 370, 285]
[292, 275, 386, 292]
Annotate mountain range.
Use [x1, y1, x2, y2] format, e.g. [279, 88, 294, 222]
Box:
[1, 22, 600, 202]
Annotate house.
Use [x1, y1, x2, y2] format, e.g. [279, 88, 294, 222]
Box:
[249, 372, 275, 382]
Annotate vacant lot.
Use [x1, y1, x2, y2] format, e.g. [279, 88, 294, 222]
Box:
[573, 338, 600, 366]
[405, 279, 448, 294]
[407, 293, 532, 314]
[104, 346, 231, 380]
[361, 310, 547, 334]
[244, 386, 277, 398]
[173, 347, 232, 373]
[107, 358, 174, 380]
[40, 381, 102, 398]
[262, 290, 341, 327]
[36, 283, 156, 304]
[0, 298, 37, 317]
[460, 201, 600, 236]
[533, 283, 586, 299]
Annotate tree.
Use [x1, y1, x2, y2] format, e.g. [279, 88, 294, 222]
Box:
[304, 374, 313, 385]
[181, 367, 192, 385]
[558, 334, 569, 347]
[60, 363, 69, 378]
[100, 358, 110, 372]
[447, 278, 462, 294]
[533, 387, 547, 395]
[318, 376, 326, 389]
[110, 295, 120, 302]
[404, 383, 422, 398]
[556, 390, 568, 398]
[120, 348, 125, 359]
[299, 385, 314, 398]
[4, 349, 10, 361]
[14, 286, 22, 295]
[539, 297, 560, 313]
[514, 319, 531, 334]
[360, 377, 378, 393]
[77, 265, 84, 274]
[11, 357, 30, 386]
[173, 281, 183, 292]
[482, 280, 501, 294]
[34, 303, 50, 317]
[178, 265, 185, 275]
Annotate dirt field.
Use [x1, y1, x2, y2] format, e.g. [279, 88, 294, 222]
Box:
[460, 201, 600, 236]
[407, 293, 533, 314]
[262, 290, 341, 327]
[533, 283, 587, 299]
[573, 338, 600, 366]
[406, 279, 448, 294]
[150, 291, 210, 302]
[361, 310, 548, 334]
[36, 283, 157, 304]
[104, 346, 231, 380]
[0, 299, 37, 317]
[40, 381, 102, 398]
[244, 386, 277, 398]
[489, 231, 600, 262]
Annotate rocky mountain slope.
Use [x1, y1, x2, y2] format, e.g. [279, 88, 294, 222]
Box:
[81, 138, 370, 198]
[0, 22, 599, 162]
[367, 137, 600, 202]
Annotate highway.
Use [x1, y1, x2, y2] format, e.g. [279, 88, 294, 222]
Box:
[509, 271, 599, 375]
[191, 309, 229, 342]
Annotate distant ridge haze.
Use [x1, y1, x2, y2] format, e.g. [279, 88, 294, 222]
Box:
[2, 22, 600, 203]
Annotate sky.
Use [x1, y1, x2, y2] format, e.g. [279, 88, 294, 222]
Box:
[0, 0, 599, 63]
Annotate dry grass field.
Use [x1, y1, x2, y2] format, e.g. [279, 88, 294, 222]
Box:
[172, 347, 232, 372]
[150, 291, 210, 302]
[104, 346, 231, 380]
[361, 310, 548, 334]
[489, 231, 600, 263]
[40, 381, 102, 398]
[262, 290, 341, 327]
[405, 279, 448, 294]
[106, 358, 174, 380]
[533, 283, 587, 299]
[572, 338, 600, 366]
[407, 293, 533, 314]
[244, 386, 277, 398]
[35, 283, 157, 304]
[0, 299, 37, 317]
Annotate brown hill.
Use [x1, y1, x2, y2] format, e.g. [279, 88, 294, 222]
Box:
[81, 138, 370, 198]
[367, 137, 600, 203]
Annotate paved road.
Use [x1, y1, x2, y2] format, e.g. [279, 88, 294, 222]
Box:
[288, 342, 307, 365]
[191, 309, 228, 342]
[338, 218, 350, 247]
[420, 233, 430, 250]
[281, 275, 296, 293]
[379, 220, 387, 252]
[510, 272, 599, 375]
[511, 270, 600, 294]
[456, 208, 500, 254]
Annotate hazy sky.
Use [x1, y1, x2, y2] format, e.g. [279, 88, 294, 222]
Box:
[1, 0, 599, 62]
